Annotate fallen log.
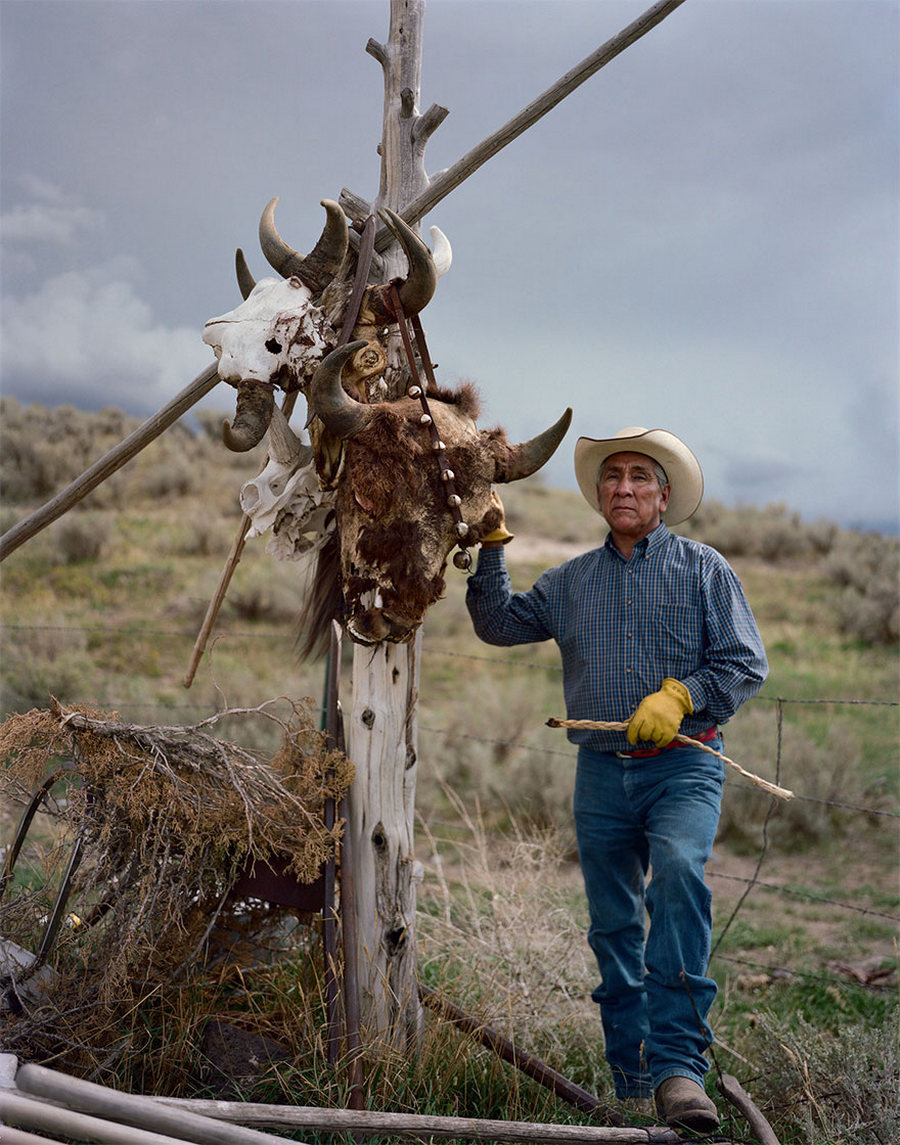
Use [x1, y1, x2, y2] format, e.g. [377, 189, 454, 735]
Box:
[153, 1096, 680, 1143]
[0, 1122, 70, 1145]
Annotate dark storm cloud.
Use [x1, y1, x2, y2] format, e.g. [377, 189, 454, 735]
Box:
[1, 0, 897, 529]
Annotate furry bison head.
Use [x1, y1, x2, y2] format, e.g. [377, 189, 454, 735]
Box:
[306, 342, 571, 647]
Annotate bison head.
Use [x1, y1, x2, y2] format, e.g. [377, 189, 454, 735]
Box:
[308, 342, 572, 646]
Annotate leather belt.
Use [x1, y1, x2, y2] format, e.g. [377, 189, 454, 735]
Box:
[615, 725, 718, 759]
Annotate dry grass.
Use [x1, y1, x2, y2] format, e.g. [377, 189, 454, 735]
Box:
[0, 400, 897, 1140]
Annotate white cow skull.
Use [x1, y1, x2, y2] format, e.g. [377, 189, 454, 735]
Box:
[203, 276, 335, 388]
[239, 406, 334, 559]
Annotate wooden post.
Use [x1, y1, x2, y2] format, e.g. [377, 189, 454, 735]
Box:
[345, 0, 431, 1049]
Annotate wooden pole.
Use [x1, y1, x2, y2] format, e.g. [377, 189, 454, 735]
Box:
[12, 1064, 311, 1145]
[345, 0, 430, 1051]
[419, 987, 618, 1120]
[154, 1097, 680, 1143]
[344, 0, 691, 1055]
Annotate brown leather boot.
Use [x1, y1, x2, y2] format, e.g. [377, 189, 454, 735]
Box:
[655, 1076, 720, 1134]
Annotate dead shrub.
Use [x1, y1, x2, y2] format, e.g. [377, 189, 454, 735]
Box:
[133, 458, 197, 500]
[683, 501, 838, 562]
[0, 699, 352, 1075]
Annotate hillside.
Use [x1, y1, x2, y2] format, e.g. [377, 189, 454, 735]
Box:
[1, 397, 898, 1142]
[1, 395, 896, 763]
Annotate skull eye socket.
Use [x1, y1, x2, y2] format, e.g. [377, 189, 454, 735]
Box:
[265, 338, 283, 354]
[288, 276, 303, 289]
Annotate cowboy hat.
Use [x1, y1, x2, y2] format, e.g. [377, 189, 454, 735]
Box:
[574, 427, 704, 525]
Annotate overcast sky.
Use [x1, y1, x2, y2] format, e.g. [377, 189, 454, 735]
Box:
[2, 0, 897, 532]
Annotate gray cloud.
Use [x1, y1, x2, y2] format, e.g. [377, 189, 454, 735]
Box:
[1, 0, 896, 531]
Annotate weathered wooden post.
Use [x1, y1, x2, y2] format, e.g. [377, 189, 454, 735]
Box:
[342, 0, 437, 1049]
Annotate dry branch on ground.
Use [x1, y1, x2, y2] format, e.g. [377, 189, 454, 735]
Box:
[0, 698, 352, 1070]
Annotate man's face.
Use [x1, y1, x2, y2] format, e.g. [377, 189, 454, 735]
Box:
[597, 451, 670, 543]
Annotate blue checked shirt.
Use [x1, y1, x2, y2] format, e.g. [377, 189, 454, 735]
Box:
[466, 522, 768, 753]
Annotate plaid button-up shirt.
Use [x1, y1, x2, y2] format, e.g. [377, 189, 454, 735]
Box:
[466, 522, 768, 753]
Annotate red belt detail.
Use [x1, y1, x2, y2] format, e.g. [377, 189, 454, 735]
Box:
[619, 725, 718, 759]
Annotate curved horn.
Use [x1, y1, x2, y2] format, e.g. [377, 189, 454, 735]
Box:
[259, 197, 348, 293]
[497, 408, 573, 483]
[379, 208, 438, 315]
[309, 341, 375, 440]
[429, 225, 452, 278]
[222, 382, 276, 453]
[235, 248, 256, 300]
[267, 405, 313, 467]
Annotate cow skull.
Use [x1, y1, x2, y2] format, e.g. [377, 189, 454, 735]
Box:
[238, 406, 331, 553]
[203, 199, 446, 454]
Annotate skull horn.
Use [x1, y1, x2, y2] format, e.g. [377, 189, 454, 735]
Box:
[308, 341, 375, 440]
[259, 197, 349, 293]
[222, 381, 276, 453]
[267, 405, 313, 467]
[496, 407, 573, 483]
[378, 208, 438, 315]
[235, 248, 256, 300]
[429, 225, 453, 278]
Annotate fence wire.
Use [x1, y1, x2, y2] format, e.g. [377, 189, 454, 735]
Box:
[2, 619, 898, 995]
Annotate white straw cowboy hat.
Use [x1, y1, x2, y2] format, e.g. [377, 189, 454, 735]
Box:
[574, 427, 704, 525]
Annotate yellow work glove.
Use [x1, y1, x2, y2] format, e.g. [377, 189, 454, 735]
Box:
[481, 489, 515, 545]
[627, 678, 693, 748]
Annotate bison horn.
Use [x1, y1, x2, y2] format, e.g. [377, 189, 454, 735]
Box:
[259, 197, 349, 294]
[267, 405, 313, 467]
[235, 248, 256, 300]
[497, 408, 573, 483]
[379, 208, 438, 315]
[308, 341, 375, 440]
[222, 381, 276, 453]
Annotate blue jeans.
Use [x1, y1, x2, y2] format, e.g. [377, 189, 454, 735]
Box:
[573, 741, 725, 1098]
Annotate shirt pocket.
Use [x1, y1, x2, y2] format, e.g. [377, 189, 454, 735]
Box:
[654, 599, 702, 679]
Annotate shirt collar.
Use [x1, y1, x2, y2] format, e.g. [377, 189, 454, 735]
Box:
[603, 521, 670, 561]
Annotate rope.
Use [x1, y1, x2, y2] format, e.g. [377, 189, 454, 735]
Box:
[546, 717, 794, 800]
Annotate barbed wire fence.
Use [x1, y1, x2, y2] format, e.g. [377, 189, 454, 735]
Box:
[1, 620, 898, 1006]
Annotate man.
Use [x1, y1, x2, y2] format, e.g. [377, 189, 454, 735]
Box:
[466, 426, 768, 1134]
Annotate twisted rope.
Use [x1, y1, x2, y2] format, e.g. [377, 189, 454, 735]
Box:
[545, 717, 794, 800]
